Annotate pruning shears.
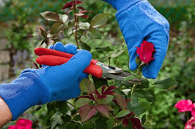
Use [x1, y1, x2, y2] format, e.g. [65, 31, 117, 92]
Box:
[34, 47, 142, 83]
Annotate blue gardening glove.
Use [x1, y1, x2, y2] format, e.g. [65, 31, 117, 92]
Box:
[103, 0, 170, 79]
[0, 42, 92, 121]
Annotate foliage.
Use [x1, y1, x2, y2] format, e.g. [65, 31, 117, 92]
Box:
[23, 0, 179, 128]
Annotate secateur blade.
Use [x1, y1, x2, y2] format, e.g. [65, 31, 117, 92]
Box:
[96, 61, 123, 76]
[96, 61, 143, 84]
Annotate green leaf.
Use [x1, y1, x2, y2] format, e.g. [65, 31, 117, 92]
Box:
[40, 11, 60, 21]
[65, 122, 77, 129]
[51, 112, 62, 129]
[79, 22, 90, 30]
[95, 118, 108, 129]
[80, 123, 95, 129]
[133, 90, 153, 99]
[107, 117, 114, 129]
[50, 22, 63, 34]
[59, 14, 68, 23]
[145, 89, 155, 103]
[130, 92, 138, 105]
[129, 101, 151, 116]
[154, 78, 178, 89]
[141, 114, 146, 125]
[95, 46, 113, 53]
[111, 50, 124, 58]
[64, 27, 73, 36]
[73, 115, 81, 121]
[90, 13, 109, 28]
[68, 20, 75, 27]
[61, 115, 71, 122]
[135, 84, 149, 88]
[81, 34, 91, 43]
[56, 101, 67, 115]
[88, 29, 102, 39]
[115, 109, 130, 118]
[75, 98, 92, 108]
[141, 78, 149, 85]
[113, 105, 120, 115]
[47, 103, 56, 113]
[80, 42, 91, 51]
[80, 79, 96, 94]
[92, 76, 108, 89]
[113, 126, 125, 129]
[98, 95, 114, 104]
[34, 105, 42, 111]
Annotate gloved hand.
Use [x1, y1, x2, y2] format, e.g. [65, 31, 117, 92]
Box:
[0, 42, 92, 121]
[25, 42, 91, 102]
[102, 0, 170, 79]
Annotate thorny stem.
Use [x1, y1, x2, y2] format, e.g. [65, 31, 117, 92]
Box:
[108, 57, 111, 66]
[73, 0, 80, 48]
[131, 84, 136, 95]
[136, 66, 141, 77]
[79, 30, 88, 43]
[131, 84, 136, 105]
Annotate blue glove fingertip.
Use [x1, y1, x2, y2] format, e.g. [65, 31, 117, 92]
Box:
[129, 60, 138, 71]
[142, 65, 158, 79]
[54, 42, 66, 52]
[64, 44, 77, 54]
[129, 48, 139, 71]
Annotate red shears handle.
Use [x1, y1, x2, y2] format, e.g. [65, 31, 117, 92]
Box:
[34, 48, 98, 65]
[34, 48, 103, 78]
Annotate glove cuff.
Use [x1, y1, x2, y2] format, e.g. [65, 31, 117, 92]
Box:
[0, 72, 49, 121]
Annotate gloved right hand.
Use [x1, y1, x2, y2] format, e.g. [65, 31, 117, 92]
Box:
[0, 42, 92, 121]
[102, 0, 170, 79]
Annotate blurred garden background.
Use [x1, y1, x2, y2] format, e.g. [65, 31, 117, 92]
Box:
[0, 0, 195, 128]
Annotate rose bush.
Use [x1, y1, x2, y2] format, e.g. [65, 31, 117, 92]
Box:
[7, 0, 178, 128]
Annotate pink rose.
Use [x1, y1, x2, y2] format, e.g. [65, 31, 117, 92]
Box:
[136, 40, 155, 64]
[175, 100, 194, 112]
[185, 116, 195, 129]
[8, 118, 34, 129]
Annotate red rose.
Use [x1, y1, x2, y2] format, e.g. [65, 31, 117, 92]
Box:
[136, 41, 155, 64]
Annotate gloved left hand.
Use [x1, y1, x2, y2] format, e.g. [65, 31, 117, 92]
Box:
[0, 42, 92, 121]
[102, 0, 170, 79]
